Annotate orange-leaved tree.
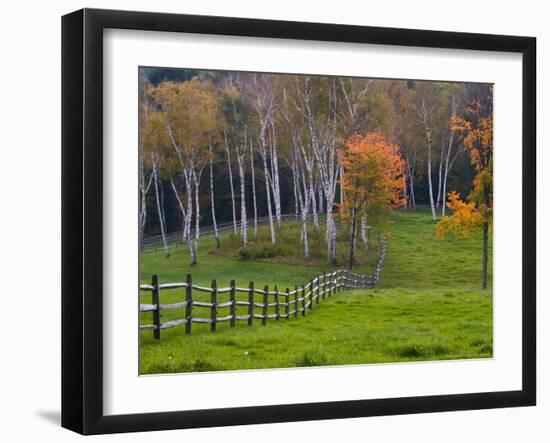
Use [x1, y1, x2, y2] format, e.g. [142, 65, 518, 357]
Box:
[437, 95, 493, 289]
[340, 131, 405, 270]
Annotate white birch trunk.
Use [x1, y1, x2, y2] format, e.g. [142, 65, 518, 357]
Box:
[304, 81, 338, 263]
[183, 171, 193, 244]
[151, 155, 169, 257]
[187, 173, 197, 266]
[139, 151, 146, 245]
[269, 123, 282, 228]
[441, 166, 449, 217]
[310, 178, 319, 229]
[224, 132, 238, 235]
[317, 180, 324, 215]
[296, 153, 311, 259]
[139, 152, 153, 248]
[209, 148, 220, 248]
[291, 154, 299, 220]
[193, 168, 203, 243]
[170, 177, 188, 246]
[300, 175, 310, 260]
[436, 141, 444, 209]
[406, 157, 417, 209]
[360, 215, 367, 246]
[262, 153, 276, 244]
[159, 181, 167, 233]
[426, 138, 437, 222]
[441, 97, 458, 218]
[237, 152, 248, 246]
[250, 141, 258, 239]
[420, 99, 437, 222]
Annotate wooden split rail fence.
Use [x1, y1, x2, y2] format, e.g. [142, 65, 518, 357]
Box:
[141, 214, 300, 250]
[140, 239, 387, 339]
[141, 213, 372, 251]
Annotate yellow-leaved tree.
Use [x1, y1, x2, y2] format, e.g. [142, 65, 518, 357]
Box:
[437, 94, 493, 289]
[148, 78, 224, 265]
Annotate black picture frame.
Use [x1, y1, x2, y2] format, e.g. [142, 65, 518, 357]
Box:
[61, 8, 536, 435]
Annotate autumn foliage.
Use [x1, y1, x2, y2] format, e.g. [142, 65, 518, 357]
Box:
[437, 95, 493, 288]
[340, 130, 406, 222]
[436, 191, 484, 238]
[437, 98, 493, 239]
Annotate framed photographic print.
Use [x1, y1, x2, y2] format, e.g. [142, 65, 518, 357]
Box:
[61, 8, 536, 435]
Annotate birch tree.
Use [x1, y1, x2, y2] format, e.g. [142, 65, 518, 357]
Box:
[298, 76, 340, 263]
[149, 78, 223, 265]
[221, 74, 255, 246]
[281, 84, 315, 258]
[249, 138, 258, 239]
[138, 100, 154, 247]
[440, 95, 461, 217]
[419, 96, 437, 221]
[282, 81, 320, 231]
[248, 74, 277, 244]
[208, 145, 221, 248]
[141, 109, 171, 257]
[223, 132, 238, 235]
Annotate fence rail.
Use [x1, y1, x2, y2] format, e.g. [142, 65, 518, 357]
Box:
[141, 214, 300, 250]
[140, 238, 387, 338]
[141, 213, 369, 250]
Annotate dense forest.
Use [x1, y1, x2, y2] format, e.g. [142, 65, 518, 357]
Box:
[139, 67, 492, 268]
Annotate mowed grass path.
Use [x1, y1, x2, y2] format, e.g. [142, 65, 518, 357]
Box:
[140, 211, 493, 374]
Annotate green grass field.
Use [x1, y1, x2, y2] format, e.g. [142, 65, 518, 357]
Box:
[139, 210, 493, 374]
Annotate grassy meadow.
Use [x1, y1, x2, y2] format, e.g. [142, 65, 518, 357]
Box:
[139, 210, 493, 374]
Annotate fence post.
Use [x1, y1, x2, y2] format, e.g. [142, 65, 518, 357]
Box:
[316, 276, 320, 304]
[344, 270, 347, 290]
[248, 281, 254, 326]
[185, 273, 192, 335]
[301, 285, 306, 316]
[262, 285, 268, 326]
[211, 279, 218, 332]
[285, 288, 290, 318]
[294, 285, 299, 318]
[322, 273, 326, 301]
[309, 280, 313, 310]
[230, 279, 236, 328]
[152, 274, 161, 340]
[274, 285, 280, 321]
